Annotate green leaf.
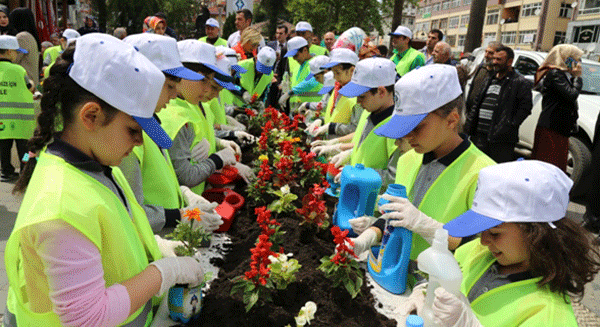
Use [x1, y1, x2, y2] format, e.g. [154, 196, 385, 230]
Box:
[245, 292, 259, 312]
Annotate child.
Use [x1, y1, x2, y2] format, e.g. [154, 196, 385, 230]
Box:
[7, 34, 203, 326]
[298, 55, 331, 115]
[239, 46, 277, 105]
[306, 48, 363, 138]
[401, 160, 600, 326]
[0, 35, 34, 182]
[350, 64, 495, 260]
[120, 33, 223, 233]
[42, 28, 80, 79]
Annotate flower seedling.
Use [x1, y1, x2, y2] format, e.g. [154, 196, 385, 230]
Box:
[166, 208, 212, 257]
[268, 185, 299, 214]
[318, 226, 363, 298]
[285, 301, 317, 327]
[296, 183, 330, 230]
[267, 253, 301, 290]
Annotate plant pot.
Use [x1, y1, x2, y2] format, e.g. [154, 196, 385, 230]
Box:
[168, 283, 202, 323]
[299, 223, 317, 244]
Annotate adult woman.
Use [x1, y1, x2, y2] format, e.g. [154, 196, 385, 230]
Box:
[0, 5, 16, 36]
[532, 44, 583, 172]
[149, 16, 167, 35]
[233, 27, 261, 60]
[9, 8, 40, 86]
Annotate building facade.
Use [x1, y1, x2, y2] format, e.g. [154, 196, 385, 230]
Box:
[566, 0, 600, 59]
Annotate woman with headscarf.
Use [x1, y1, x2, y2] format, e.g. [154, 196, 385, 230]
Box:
[532, 44, 584, 172]
[9, 8, 40, 86]
[331, 27, 380, 60]
[0, 5, 16, 36]
[148, 16, 167, 35]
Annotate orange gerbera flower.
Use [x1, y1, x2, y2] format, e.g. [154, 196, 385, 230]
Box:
[183, 208, 204, 222]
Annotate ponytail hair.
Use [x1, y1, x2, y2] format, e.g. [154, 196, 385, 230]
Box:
[13, 43, 119, 194]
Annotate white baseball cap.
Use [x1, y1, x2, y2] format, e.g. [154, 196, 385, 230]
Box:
[375, 64, 462, 139]
[444, 160, 573, 237]
[0, 35, 27, 53]
[214, 53, 241, 91]
[256, 46, 276, 75]
[215, 45, 247, 76]
[284, 36, 308, 58]
[295, 21, 313, 32]
[318, 71, 335, 95]
[305, 55, 330, 81]
[177, 40, 233, 82]
[62, 28, 81, 45]
[321, 48, 358, 69]
[339, 58, 397, 97]
[389, 26, 412, 39]
[123, 33, 203, 81]
[69, 33, 171, 149]
[205, 18, 220, 28]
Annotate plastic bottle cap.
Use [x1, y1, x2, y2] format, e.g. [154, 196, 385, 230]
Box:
[356, 164, 365, 169]
[406, 314, 424, 327]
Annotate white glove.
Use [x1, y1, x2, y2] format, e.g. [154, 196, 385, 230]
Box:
[180, 185, 211, 207]
[312, 143, 342, 156]
[331, 149, 352, 168]
[224, 105, 236, 115]
[226, 115, 247, 131]
[310, 138, 338, 148]
[299, 102, 311, 114]
[191, 139, 210, 163]
[233, 131, 256, 144]
[278, 90, 292, 108]
[234, 162, 256, 184]
[395, 283, 428, 316]
[334, 171, 342, 184]
[379, 195, 443, 244]
[181, 202, 223, 232]
[349, 216, 377, 235]
[432, 287, 482, 327]
[349, 228, 379, 256]
[215, 147, 237, 166]
[149, 257, 204, 296]
[218, 139, 241, 157]
[242, 91, 252, 103]
[309, 123, 330, 137]
[304, 119, 322, 134]
[154, 235, 185, 258]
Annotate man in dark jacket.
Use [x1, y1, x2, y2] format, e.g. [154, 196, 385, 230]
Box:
[464, 46, 533, 163]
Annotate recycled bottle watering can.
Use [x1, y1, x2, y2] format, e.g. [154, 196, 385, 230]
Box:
[207, 165, 240, 187]
[333, 164, 382, 236]
[325, 163, 342, 197]
[202, 188, 245, 232]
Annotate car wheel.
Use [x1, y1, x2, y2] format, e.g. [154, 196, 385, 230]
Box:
[568, 136, 592, 189]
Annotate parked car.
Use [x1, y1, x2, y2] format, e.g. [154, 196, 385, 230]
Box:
[467, 49, 600, 197]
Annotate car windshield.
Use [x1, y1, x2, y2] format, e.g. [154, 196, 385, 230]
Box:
[582, 62, 600, 95]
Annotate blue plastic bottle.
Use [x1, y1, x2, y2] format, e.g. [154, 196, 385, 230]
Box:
[333, 164, 382, 236]
[367, 184, 413, 294]
[406, 315, 424, 327]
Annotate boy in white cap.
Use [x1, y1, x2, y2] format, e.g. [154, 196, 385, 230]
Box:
[278, 36, 323, 114]
[389, 25, 425, 77]
[0, 35, 35, 182]
[42, 28, 81, 79]
[397, 160, 596, 327]
[200, 18, 227, 46]
[295, 21, 329, 56]
[306, 47, 362, 138]
[299, 55, 331, 114]
[239, 46, 277, 105]
[350, 64, 495, 262]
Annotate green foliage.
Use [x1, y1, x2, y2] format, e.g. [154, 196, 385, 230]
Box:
[161, 0, 201, 38]
[222, 13, 237, 40]
[166, 222, 212, 257]
[106, 0, 163, 34]
[253, 0, 291, 38]
[268, 254, 302, 290]
[230, 275, 274, 312]
[318, 256, 363, 298]
[267, 186, 298, 213]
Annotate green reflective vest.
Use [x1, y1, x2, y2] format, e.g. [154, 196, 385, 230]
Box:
[288, 57, 323, 103]
[391, 47, 425, 77]
[309, 44, 329, 56]
[238, 58, 274, 100]
[5, 151, 161, 326]
[158, 98, 216, 195]
[220, 89, 244, 108]
[349, 111, 397, 169]
[323, 92, 357, 124]
[455, 239, 578, 326]
[395, 144, 495, 259]
[42, 46, 62, 79]
[206, 97, 227, 126]
[199, 37, 227, 47]
[0, 61, 34, 140]
[132, 131, 186, 210]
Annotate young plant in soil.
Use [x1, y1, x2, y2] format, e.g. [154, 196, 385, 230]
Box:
[268, 185, 298, 214]
[166, 208, 212, 257]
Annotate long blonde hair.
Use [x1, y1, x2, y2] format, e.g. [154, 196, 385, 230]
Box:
[240, 27, 262, 48]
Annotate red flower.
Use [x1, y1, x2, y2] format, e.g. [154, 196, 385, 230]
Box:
[245, 108, 256, 117]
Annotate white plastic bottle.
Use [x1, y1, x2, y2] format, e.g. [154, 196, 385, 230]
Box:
[416, 229, 463, 327]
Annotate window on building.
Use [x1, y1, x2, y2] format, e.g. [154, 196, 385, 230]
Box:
[521, 2, 542, 17]
[573, 25, 600, 43]
[554, 31, 567, 45]
[484, 32, 497, 41]
[458, 35, 466, 46]
[462, 0, 472, 5]
[439, 18, 448, 29]
[460, 14, 470, 27]
[514, 56, 539, 76]
[451, 0, 461, 8]
[486, 9, 500, 25]
[431, 19, 439, 29]
[559, 3, 573, 17]
[446, 35, 457, 46]
[449, 16, 460, 28]
[501, 31, 517, 44]
[518, 30, 537, 43]
[442, 1, 450, 10]
[584, 0, 600, 9]
[433, 3, 440, 11]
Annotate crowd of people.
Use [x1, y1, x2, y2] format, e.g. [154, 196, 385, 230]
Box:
[0, 7, 599, 327]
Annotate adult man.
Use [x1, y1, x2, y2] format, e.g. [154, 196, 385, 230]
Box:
[199, 18, 227, 46]
[432, 41, 456, 65]
[420, 29, 443, 65]
[295, 21, 329, 56]
[266, 25, 288, 107]
[227, 9, 252, 47]
[465, 46, 533, 163]
[155, 12, 178, 39]
[323, 32, 336, 52]
[465, 41, 502, 113]
[267, 24, 288, 57]
[389, 26, 425, 77]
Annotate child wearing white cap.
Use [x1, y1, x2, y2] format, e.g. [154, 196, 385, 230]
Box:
[305, 48, 363, 139]
[0, 35, 35, 182]
[239, 46, 277, 105]
[7, 33, 204, 326]
[350, 64, 495, 261]
[199, 18, 227, 46]
[295, 21, 329, 56]
[398, 160, 599, 327]
[298, 55, 332, 116]
[389, 25, 425, 77]
[42, 28, 81, 79]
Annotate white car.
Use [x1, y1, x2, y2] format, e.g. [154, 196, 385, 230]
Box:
[467, 49, 600, 196]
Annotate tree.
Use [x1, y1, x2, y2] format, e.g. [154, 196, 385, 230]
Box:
[222, 13, 237, 40]
[106, 0, 163, 34]
[253, 0, 290, 39]
[464, 0, 487, 52]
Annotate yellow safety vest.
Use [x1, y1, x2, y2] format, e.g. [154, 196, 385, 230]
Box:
[349, 111, 397, 169]
[323, 92, 357, 124]
[207, 97, 227, 126]
[455, 239, 578, 326]
[0, 61, 34, 140]
[42, 46, 62, 79]
[391, 47, 425, 77]
[395, 144, 495, 259]
[132, 131, 185, 210]
[309, 44, 329, 56]
[5, 151, 162, 326]
[288, 57, 323, 103]
[238, 58, 274, 100]
[198, 37, 227, 47]
[220, 89, 244, 108]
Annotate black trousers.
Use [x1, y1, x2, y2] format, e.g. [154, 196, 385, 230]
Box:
[584, 112, 600, 227]
[0, 139, 27, 176]
[472, 134, 516, 163]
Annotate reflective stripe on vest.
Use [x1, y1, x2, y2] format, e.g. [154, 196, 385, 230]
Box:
[323, 92, 357, 124]
[288, 57, 323, 103]
[395, 144, 495, 259]
[395, 48, 425, 77]
[238, 58, 274, 99]
[455, 239, 578, 326]
[5, 152, 161, 326]
[349, 111, 397, 169]
[0, 62, 35, 139]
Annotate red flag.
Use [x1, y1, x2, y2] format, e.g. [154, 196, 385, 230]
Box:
[46, 0, 60, 37]
[35, 0, 50, 41]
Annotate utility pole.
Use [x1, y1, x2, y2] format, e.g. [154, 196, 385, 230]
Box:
[464, 0, 487, 52]
[390, 0, 404, 52]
